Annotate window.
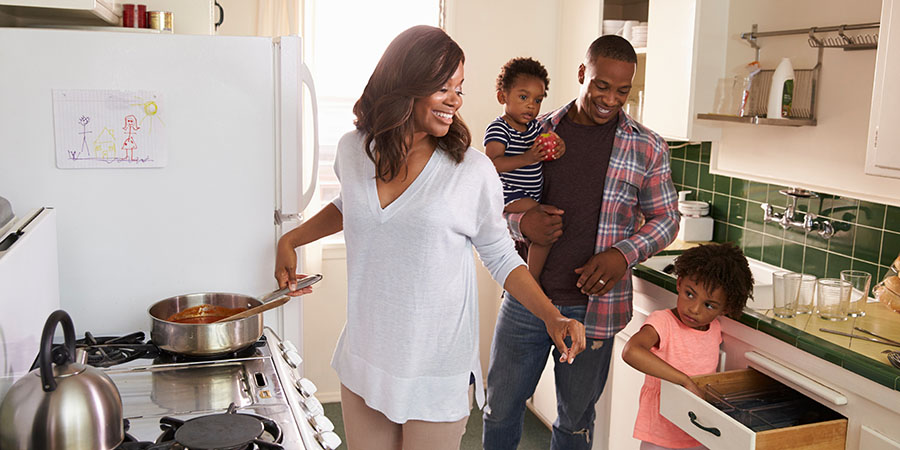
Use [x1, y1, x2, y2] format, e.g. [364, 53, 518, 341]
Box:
[303, 0, 442, 240]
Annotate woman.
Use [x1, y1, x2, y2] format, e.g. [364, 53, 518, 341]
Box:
[275, 25, 584, 450]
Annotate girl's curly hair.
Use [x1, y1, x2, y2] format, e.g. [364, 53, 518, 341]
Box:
[495, 57, 550, 93]
[672, 243, 754, 318]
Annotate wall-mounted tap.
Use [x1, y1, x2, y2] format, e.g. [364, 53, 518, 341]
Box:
[761, 188, 835, 239]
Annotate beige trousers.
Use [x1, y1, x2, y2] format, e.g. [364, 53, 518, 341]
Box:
[340, 384, 471, 450]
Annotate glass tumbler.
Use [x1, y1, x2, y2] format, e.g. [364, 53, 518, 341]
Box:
[772, 271, 802, 318]
[841, 270, 872, 317]
[816, 278, 851, 321]
[795, 274, 817, 314]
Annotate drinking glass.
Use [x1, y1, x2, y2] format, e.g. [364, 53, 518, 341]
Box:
[816, 278, 851, 321]
[795, 274, 817, 314]
[772, 271, 801, 318]
[841, 270, 872, 317]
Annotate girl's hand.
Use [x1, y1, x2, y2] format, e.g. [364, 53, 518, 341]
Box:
[683, 378, 704, 398]
[523, 139, 549, 164]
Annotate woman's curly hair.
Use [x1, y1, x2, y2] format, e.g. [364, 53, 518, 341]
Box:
[672, 243, 754, 318]
[495, 57, 550, 93]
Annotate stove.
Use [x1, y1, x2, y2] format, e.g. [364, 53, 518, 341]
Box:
[76, 328, 341, 449]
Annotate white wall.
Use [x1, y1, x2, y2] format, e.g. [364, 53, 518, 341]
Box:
[713, 0, 899, 207]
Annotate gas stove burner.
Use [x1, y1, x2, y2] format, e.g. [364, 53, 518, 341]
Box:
[151, 337, 267, 365]
[154, 403, 284, 450]
[76, 331, 159, 367]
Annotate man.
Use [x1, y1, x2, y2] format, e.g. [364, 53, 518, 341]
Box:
[482, 35, 679, 450]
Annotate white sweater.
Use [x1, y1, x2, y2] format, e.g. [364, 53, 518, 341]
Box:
[330, 130, 523, 423]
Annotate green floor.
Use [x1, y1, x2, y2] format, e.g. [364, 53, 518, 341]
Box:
[322, 402, 552, 449]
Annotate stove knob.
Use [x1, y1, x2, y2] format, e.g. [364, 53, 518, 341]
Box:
[295, 377, 318, 397]
[303, 395, 324, 416]
[279, 339, 298, 353]
[283, 349, 303, 369]
[317, 431, 342, 450]
[309, 414, 335, 433]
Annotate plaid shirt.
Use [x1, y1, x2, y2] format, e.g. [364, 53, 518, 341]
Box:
[507, 102, 679, 339]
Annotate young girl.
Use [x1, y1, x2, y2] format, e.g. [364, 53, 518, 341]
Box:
[484, 57, 565, 281]
[622, 243, 754, 450]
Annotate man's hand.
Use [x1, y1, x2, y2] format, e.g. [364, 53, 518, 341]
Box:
[574, 248, 628, 296]
[520, 204, 564, 246]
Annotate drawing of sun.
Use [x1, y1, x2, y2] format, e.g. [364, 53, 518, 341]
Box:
[131, 95, 165, 133]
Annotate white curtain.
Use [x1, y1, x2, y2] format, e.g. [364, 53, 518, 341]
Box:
[256, 0, 300, 36]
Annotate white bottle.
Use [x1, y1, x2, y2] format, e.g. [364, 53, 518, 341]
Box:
[766, 57, 795, 119]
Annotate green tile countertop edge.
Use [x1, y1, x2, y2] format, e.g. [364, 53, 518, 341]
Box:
[633, 258, 900, 392]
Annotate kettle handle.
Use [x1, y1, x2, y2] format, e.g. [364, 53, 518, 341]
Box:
[39, 310, 76, 392]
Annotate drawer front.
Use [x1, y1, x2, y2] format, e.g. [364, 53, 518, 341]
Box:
[661, 369, 847, 450]
[660, 379, 756, 450]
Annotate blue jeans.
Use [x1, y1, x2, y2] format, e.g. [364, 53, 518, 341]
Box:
[483, 292, 614, 450]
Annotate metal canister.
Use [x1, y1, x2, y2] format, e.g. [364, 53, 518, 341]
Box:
[163, 11, 174, 33]
[147, 11, 164, 31]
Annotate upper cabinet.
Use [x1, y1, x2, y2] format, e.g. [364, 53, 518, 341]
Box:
[640, 0, 727, 142]
[866, 0, 900, 178]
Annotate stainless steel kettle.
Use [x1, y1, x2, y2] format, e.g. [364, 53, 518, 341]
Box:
[0, 310, 124, 449]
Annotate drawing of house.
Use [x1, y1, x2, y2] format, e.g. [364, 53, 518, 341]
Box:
[93, 127, 116, 159]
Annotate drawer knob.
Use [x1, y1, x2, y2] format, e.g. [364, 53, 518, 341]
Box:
[688, 411, 721, 437]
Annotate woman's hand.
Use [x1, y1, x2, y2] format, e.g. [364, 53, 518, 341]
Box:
[275, 235, 301, 294]
[543, 314, 586, 364]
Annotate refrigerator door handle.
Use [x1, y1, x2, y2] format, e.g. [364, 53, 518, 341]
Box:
[297, 62, 319, 215]
[274, 210, 301, 225]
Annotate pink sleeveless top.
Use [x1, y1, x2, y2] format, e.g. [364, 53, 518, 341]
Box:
[633, 309, 721, 448]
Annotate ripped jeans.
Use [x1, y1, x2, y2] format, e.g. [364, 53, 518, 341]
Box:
[482, 292, 614, 450]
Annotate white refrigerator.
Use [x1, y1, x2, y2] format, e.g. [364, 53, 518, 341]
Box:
[0, 28, 319, 348]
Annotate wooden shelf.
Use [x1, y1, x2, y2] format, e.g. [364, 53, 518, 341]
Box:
[696, 113, 817, 127]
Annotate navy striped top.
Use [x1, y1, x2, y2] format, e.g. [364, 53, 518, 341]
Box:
[483, 117, 543, 205]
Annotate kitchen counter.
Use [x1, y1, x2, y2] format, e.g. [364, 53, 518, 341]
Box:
[634, 250, 900, 393]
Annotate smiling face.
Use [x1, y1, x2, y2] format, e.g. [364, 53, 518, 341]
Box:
[571, 55, 635, 126]
[674, 276, 727, 330]
[412, 61, 464, 140]
[498, 75, 546, 131]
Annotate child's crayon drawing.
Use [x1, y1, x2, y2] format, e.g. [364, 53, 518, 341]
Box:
[52, 89, 167, 169]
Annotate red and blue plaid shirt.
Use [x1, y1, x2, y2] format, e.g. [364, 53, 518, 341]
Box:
[507, 102, 679, 339]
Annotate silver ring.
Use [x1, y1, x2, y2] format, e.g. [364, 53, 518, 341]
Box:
[597, 279, 606, 286]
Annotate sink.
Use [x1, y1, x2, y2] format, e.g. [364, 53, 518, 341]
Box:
[639, 254, 782, 310]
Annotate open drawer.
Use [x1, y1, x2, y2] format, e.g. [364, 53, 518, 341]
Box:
[660, 368, 847, 450]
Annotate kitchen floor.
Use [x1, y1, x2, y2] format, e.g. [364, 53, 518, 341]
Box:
[323, 402, 552, 449]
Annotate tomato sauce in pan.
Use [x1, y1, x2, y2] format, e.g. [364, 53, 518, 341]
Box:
[166, 304, 249, 324]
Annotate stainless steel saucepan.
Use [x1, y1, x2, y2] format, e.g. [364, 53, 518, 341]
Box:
[148, 287, 289, 356]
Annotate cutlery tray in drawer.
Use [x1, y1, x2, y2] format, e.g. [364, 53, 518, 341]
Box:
[660, 368, 846, 450]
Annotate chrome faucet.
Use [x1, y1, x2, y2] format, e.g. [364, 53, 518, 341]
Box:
[761, 188, 835, 239]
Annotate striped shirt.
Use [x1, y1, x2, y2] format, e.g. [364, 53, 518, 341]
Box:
[483, 117, 543, 205]
[506, 101, 679, 339]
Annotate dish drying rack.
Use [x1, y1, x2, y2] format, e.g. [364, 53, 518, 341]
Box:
[697, 21, 880, 127]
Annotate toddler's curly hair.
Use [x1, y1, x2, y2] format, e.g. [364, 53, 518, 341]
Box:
[672, 243, 754, 318]
[495, 57, 550, 93]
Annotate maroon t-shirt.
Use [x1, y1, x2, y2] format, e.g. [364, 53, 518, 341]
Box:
[539, 113, 617, 306]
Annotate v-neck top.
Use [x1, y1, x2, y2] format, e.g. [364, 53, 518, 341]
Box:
[330, 130, 524, 423]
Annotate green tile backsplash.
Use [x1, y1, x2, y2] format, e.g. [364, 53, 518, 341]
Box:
[670, 142, 900, 282]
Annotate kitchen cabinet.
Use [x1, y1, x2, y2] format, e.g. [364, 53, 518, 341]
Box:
[639, 0, 727, 141]
[866, 0, 900, 179]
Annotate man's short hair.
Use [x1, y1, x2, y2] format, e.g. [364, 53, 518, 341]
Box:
[586, 35, 638, 64]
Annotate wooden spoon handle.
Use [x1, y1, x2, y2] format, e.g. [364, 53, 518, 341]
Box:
[215, 296, 291, 322]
